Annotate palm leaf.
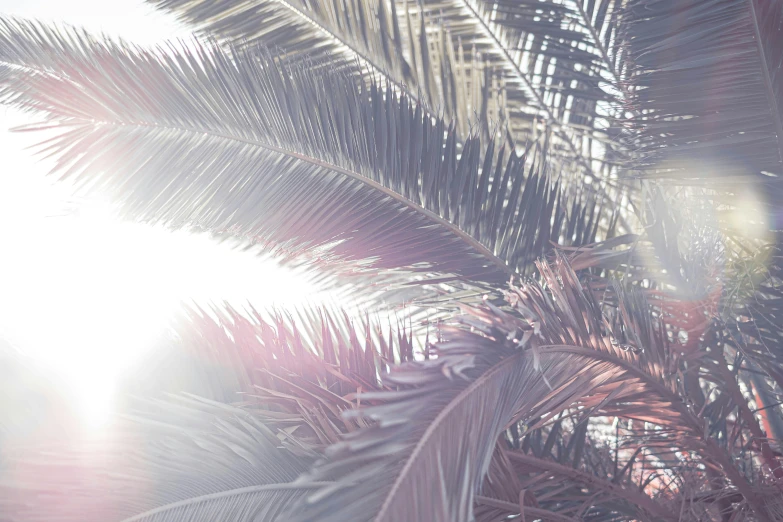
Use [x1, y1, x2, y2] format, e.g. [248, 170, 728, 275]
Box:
[0, 395, 317, 522]
[478, 433, 678, 521]
[132, 301, 424, 453]
[147, 0, 522, 139]
[0, 273, 451, 522]
[0, 301, 420, 522]
[0, 18, 601, 287]
[625, 0, 783, 196]
[286, 250, 783, 521]
[564, 188, 783, 429]
[147, 0, 416, 87]
[286, 255, 686, 521]
[287, 312, 624, 521]
[411, 0, 630, 176]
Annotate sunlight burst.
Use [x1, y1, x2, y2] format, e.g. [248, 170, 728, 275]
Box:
[0, 133, 325, 430]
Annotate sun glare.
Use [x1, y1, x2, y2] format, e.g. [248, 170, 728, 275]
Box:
[0, 0, 338, 432]
[0, 111, 327, 431]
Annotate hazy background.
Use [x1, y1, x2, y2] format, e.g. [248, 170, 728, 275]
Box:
[0, 1, 323, 436]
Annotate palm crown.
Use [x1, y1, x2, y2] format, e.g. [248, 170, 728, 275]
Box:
[1, 0, 783, 521]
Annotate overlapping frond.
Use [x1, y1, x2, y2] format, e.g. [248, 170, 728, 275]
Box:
[148, 0, 527, 140]
[140, 301, 424, 451]
[287, 307, 625, 520]
[478, 427, 678, 521]
[0, 18, 606, 289]
[148, 0, 413, 89]
[0, 301, 420, 522]
[283, 252, 783, 521]
[4, 3, 783, 521]
[283, 256, 679, 521]
[411, 0, 630, 175]
[148, 0, 634, 178]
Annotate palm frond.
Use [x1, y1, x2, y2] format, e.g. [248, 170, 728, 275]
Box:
[0, 396, 316, 522]
[147, 0, 525, 140]
[412, 0, 630, 175]
[287, 309, 625, 521]
[514, 257, 783, 518]
[147, 0, 635, 178]
[477, 430, 677, 521]
[128, 301, 421, 453]
[285, 251, 783, 521]
[0, 302, 419, 522]
[286, 255, 676, 522]
[148, 0, 417, 95]
[625, 0, 783, 196]
[563, 187, 783, 429]
[0, 18, 602, 287]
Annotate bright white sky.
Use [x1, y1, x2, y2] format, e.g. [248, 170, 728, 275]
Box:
[0, 1, 326, 428]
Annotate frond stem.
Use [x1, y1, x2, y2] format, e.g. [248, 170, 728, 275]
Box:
[573, 1, 628, 100]
[457, 0, 598, 179]
[272, 0, 422, 106]
[121, 482, 328, 522]
[373, 349, 525, 521]
[92, 118, 514, 277]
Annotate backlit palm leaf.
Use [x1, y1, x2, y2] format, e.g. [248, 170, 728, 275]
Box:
[0, 396, 316, 522]
[0, 302, 417, 522]
[148, 0, 523, 139]
[411, 0, 630, 175]
[0, 18, 603, 288]
[625, 0, 783, 198]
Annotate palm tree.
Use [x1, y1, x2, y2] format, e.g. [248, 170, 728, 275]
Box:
[1, 0, 782, 520]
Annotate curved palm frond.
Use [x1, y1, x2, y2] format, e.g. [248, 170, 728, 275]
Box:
[287, 315, 625, 521]
[284, 255, 679, 522]
[478, 429, 678, 521]
[0, 301, 419, 522]
[148, 0, 414, 89]
[564, 185, 783, 427]
[285, 251, 783, 521]
[0, 18, 603, 289]
[0, 395, 316, 522]
[143, 300, 433, 457]
[126, 300, 417, 404]
[147, 0, 634, 176]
